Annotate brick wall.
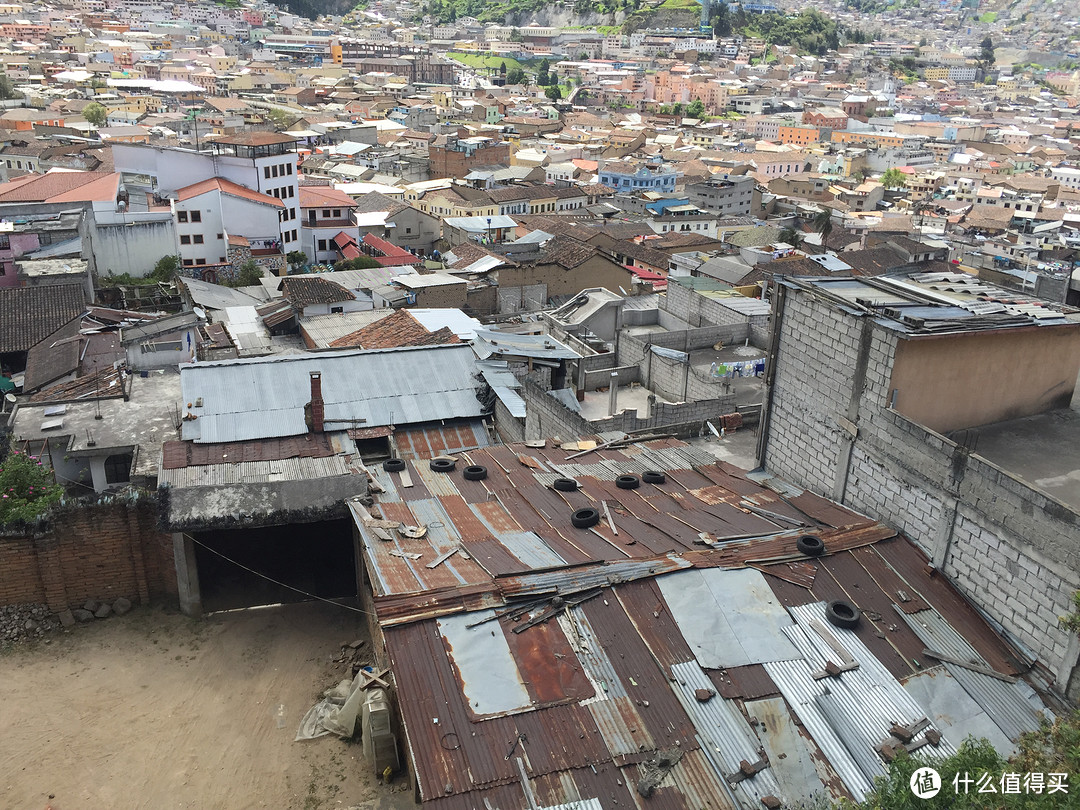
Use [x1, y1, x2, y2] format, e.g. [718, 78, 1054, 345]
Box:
[762, 282, 1080, 699]
[618, 324, 750, 368]
[0, 502, 178, 613]
[664, 281, 770, 336]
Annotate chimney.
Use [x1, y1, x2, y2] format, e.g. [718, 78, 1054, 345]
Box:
[309, 371, 324, 433]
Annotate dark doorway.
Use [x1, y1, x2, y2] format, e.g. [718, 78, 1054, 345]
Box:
[193, 519, 356, 612]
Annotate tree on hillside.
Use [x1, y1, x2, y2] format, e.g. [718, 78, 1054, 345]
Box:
[687, 98, 706, 118]
[150, 255, 180, 282]
[499, 61, 507, 76]
[710, 1, 732, 37]
[287, 250, 308, 273]
[979, 35, 995, 68]
[505, 67, 525, 85]
[226, 260, 263, 288]
[545, 85, 562, 101]
[266, 107, 297, 131]
[0, 74, 18, 100]
[83, 102, 107, 127]
[537, 59, 551, 86]
[881, 168, 907, 188]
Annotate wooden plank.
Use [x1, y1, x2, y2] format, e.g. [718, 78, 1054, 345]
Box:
[399, 467, 413, 488]
[922, 648, 1018, 683]
[426, 547, 460, 569]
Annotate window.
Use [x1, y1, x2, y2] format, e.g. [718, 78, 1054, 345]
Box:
[177, 211, 188, 222]
[285, 163, 293, 175]
[217, 233, 223, 240]
[332, 209, 341, 218]
[195, 259, 206, 265]
[183, 258, 193, 266]
[272, 164, 279, 178]
[317, 239, 327, 251]
[322, 209, 331, 217]
[190, 211, 201, 223]
[104, 453, 132, 485]
[180, 234, 191, 244]
[283, 231, 291, 243]
[264, 166, 271, 179]
[405, 227, 411, 234]
[219, 256, 226, 262]
[193, 234, 204, 244]
[289, 207, 295, 220]
[288, 186, 294, 198]
[272, 188, 280, 198]
[291, 229, 297, 241]
[331, 306, 344, 314]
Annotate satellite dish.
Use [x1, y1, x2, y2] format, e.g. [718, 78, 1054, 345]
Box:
[193, 307, 207, 320]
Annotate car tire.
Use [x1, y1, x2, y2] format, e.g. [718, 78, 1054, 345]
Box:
[571, 507, 600, 529]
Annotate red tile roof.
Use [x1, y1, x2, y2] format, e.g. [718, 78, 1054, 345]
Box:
[329, 308, 460, 349]
[298, 185, 359, 209]
[176, 177, 285, 208]
[0, 171, 118, 203]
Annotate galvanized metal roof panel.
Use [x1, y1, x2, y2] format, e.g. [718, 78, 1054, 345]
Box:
[657, 568, 799, 669]
[670, 661, 783, 807]
[903, 668, 1016, 756]
[437, 610, 533, 717]
[898, 608, 1051, 741]
[180, 345, 483, 442]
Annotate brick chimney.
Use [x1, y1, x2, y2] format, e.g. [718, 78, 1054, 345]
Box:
[309, 371, 324, 433]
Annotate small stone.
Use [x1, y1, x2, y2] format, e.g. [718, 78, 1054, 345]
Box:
[83, 599, 100, 613]
[925, 728, 942, 746]
[694, 688, 715, 702]
[94, 604, 112, 619]
[58, 610, 76, 628]
[112, 597, 133, 616]
[24, 619, 39, 631]
[73, 609, 95, 622]
[761, 796, 782, 809]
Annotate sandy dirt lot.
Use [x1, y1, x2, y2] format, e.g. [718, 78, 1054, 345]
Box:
[0, 602, 416, 810]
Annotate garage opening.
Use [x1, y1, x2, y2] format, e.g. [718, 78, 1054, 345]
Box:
[192, 519, 357, 613]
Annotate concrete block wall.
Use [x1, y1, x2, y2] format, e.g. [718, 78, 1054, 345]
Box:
[583, 365, 640, 390]
[618, 324, 750, 368]
[493, 398, 526, 444]
[0, 502, 178, 613]
[763, 283, 1080, 698]
[664, 281, 770, 336]
[763, 288, 862, 494]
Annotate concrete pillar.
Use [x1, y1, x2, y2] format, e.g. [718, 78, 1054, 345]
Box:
[608, 372, 619, 416]
[172, 532, 202, 617]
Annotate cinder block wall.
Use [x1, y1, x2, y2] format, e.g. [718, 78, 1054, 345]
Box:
[763, 283, 1080, 699]
[0, 502, 177, 613]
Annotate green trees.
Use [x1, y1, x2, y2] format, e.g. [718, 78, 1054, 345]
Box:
[83, 102, 107, 127]
[0, 74, 19, 100]
[287, 251, 308, 273]
[779, 227, 805, 250]
[813, 208, 833, 249]
[537, 59, 551, 86]
[687, 98, 706, 118]
[334, 256, 381, 271]
[505, 67, 525, 85]
[881, 168, 907, 188]
[979, 35, 995, 68]
[266, 108, 297, 131]
[544, 85, 563, 101]
[150, 255, 180, 282]
[0, 450, 64, 527]
[227, 260, 263, 287]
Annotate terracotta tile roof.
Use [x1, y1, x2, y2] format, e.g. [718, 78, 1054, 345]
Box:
[298, 185, 359, 209]
[278, 276, 356, 307]
[352, 191, 409, 217]
[541, 234, 597, 270]
[23, 316, 82, 392]
[328, 309, 460, 349]
[0, 283, 86, 354]
[176, 177, 285, 208]
[0, 171, 117, 203]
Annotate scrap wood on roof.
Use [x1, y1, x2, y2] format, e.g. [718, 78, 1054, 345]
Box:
[352, 438, 1053, 810]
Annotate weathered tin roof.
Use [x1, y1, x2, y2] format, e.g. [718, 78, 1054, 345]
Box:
[358, 439, 1054, 809]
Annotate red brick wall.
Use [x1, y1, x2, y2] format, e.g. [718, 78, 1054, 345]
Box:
[0, 503, 178, 611]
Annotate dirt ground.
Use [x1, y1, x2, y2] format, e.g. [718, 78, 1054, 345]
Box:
[0, 601, 418, 810]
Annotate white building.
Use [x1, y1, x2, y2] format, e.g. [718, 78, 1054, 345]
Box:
[297, 185, 360, 265]
[173, 177, 286, 270]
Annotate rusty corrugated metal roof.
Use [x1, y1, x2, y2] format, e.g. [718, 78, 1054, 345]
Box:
[363, 439, 1051, 809]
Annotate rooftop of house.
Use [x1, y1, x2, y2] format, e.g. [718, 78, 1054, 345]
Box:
[959, 408, 1080, 513]
[11, 369, 181, 480]
[0, 282, 86, 354]
[789, 271, 1079, 336]
[352, 437, 1054, 810]
[278, 276, 356, 307]
[327, 308, 460, 350]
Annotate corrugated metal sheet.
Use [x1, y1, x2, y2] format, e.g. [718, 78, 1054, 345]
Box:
[903, 668, 1017, 756]
[657, 569, 799, 669]
[437, 610, 533, 717]
[394, 419, 490, 460]
[746, 696, 842, 804]
[763, 658, 876, 802]
[670, 661, 783, 808]
[159, 455, 355, 487]
[898, 608, 1051, 741]
[180, 344, 483, 443]
[499, 554, 693, 600]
